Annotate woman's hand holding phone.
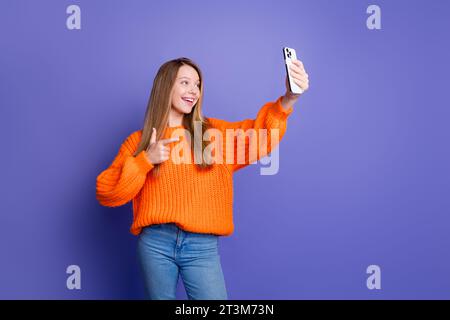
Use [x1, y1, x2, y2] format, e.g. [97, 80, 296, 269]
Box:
[285, 58, 309, 97]
[281, 47, 309, 110]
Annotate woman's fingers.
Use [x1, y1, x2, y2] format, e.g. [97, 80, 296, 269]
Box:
[160, 144, 169, 151]
[162, 149, 170, 156]
[290, 59, 307, 80]
[289, 69, 308, 82]
[289, 61, 309, 88]
[150, 128, 157, 144]
[294, 78, 309, 90]
[160, 137, 180, 145]
[289, 64, 307, 77]
[291, 72, 308, 81]
[289, 70, 308, 82]
[285, 58, 309, 94]
[146, 138, 176, 164]
[292, 58, 306, 71]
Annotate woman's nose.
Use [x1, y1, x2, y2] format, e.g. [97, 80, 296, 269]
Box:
[189, 86, 198, 94]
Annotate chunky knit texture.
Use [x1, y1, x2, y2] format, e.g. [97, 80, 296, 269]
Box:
[96, 96, 293, 236]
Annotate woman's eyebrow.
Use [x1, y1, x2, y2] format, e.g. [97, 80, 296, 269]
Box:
[178, 76, 200, 82]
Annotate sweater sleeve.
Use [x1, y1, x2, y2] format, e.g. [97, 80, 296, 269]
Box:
[96, 130, 154, 207]
[207, 96, 294, 173]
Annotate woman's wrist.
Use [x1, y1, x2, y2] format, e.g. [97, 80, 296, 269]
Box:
[281, 92, 300, 110]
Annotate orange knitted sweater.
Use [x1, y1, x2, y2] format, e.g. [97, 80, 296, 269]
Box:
[96, 96, 293, 236]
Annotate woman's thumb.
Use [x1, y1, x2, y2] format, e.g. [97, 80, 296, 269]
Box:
[150, 127, 157, 144]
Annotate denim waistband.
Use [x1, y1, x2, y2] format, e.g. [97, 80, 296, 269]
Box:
[145, 222, 219, 238]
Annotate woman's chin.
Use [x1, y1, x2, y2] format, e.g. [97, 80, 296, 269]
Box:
[173, 106, 192, 115]
[182, 107, 194, 114]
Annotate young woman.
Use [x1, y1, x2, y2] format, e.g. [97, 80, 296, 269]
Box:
[96, 57, 309, 300]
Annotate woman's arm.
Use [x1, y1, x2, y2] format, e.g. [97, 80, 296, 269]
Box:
[208, 58, 309, 173]
[96, 130, 154, 207]
[207, 96, 294, 173]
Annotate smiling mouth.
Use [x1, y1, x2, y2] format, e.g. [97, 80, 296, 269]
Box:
[182, 97, 195, 104]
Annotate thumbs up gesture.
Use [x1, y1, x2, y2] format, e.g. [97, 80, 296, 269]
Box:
[145, 128, 179, 165]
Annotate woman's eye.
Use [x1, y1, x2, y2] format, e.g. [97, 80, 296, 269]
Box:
[180, 80, 200, 88]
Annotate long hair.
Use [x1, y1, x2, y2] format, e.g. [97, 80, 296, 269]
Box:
[133, 57, 213, 176]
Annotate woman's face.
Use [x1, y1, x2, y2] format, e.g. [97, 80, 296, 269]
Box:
[170, 64, 201, 115]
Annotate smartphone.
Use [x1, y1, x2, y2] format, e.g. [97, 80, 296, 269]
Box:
[283, 47, 304, 95]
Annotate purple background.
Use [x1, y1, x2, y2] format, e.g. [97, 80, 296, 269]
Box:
[1, 0, 449, 299]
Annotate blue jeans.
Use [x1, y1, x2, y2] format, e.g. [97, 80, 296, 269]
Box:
[137, 223, 228, 300]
